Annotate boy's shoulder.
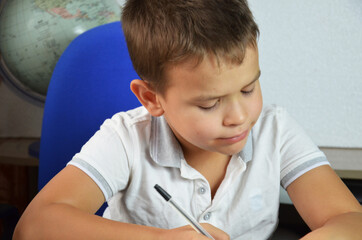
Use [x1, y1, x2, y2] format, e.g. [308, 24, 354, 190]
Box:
[96, 106, 153, 140]
[258, 104, 287, 120]
[108, 106, 151, 127]
[254, 104, 297, 134]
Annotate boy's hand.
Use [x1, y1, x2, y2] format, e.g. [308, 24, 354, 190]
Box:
[159, 223, 230, 240]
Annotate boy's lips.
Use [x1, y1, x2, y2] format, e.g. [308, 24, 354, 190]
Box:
[218, 130, 249, 144]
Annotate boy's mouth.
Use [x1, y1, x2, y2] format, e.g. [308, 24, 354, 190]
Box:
[218, 130, 249, 144]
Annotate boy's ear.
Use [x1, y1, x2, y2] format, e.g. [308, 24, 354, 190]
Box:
[130, 80, 164, 117]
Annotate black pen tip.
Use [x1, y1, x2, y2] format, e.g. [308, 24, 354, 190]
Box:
[154, 184, 171, 201]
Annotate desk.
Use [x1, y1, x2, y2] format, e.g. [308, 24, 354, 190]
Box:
[0, 138, 39, 166]
[0, 138, 39, 215]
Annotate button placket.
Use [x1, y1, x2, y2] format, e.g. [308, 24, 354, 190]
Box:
[193, 180, 212, 220]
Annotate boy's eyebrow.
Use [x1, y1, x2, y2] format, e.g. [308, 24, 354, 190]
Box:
[246, 70, 261, 87]
[193, 70, 261, 102]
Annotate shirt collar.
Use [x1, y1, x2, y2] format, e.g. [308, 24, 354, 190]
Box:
[149, 116, 254, 168]
[239, 129, 253, 163]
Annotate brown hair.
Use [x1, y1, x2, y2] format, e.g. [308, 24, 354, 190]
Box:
[122, 0, 259, 93]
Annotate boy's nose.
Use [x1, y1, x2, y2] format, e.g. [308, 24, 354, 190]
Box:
[222, 101, 247, 127]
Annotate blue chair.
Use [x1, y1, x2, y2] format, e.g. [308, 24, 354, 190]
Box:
[38, 21, 141, 215]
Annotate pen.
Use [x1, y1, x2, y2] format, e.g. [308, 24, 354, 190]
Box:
[154, 184, 215, 240]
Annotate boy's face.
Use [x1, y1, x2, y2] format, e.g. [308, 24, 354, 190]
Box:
[157, 46, 262, 157]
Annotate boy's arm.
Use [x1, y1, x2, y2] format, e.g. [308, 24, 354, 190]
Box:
[13, 165, 160, 239]
[13, 165, 229, 240]
[286, 165, 362, 239]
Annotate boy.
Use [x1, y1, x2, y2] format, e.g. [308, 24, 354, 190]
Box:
[14, 0, 362, 239]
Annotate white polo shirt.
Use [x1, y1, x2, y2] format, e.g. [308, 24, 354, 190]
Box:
[68, 105, 329, 239]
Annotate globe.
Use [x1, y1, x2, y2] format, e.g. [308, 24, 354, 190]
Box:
[0, 0, 121, 104]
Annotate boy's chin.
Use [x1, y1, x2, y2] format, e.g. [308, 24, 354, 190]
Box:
[216, 145, 246, 156]
[227, 142, 248, 155]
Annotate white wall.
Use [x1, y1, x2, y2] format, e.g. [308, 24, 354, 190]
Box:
[249, 0, 362, 148]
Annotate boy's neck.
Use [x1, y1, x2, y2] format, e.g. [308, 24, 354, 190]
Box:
[184, 150, 230, 165]
[184, 150, 231, 199]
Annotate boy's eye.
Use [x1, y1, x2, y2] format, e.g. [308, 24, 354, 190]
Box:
[241, 87, 255, 96]
[198, 100, 219, 110]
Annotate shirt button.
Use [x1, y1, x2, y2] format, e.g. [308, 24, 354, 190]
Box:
[203, 212, 211, 221]
[198, 187, 206, 194]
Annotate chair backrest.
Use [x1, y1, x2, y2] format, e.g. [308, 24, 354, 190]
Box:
[38, 21, 141, 192]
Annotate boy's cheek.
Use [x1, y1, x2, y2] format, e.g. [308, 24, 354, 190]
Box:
[252, 92, 263, 118]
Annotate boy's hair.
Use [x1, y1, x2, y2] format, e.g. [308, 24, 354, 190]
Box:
[122, 0, 259, 93]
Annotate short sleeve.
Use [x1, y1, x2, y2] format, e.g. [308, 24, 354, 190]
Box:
[67, 114, 133, 200]
[278, 108, 330, 189]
